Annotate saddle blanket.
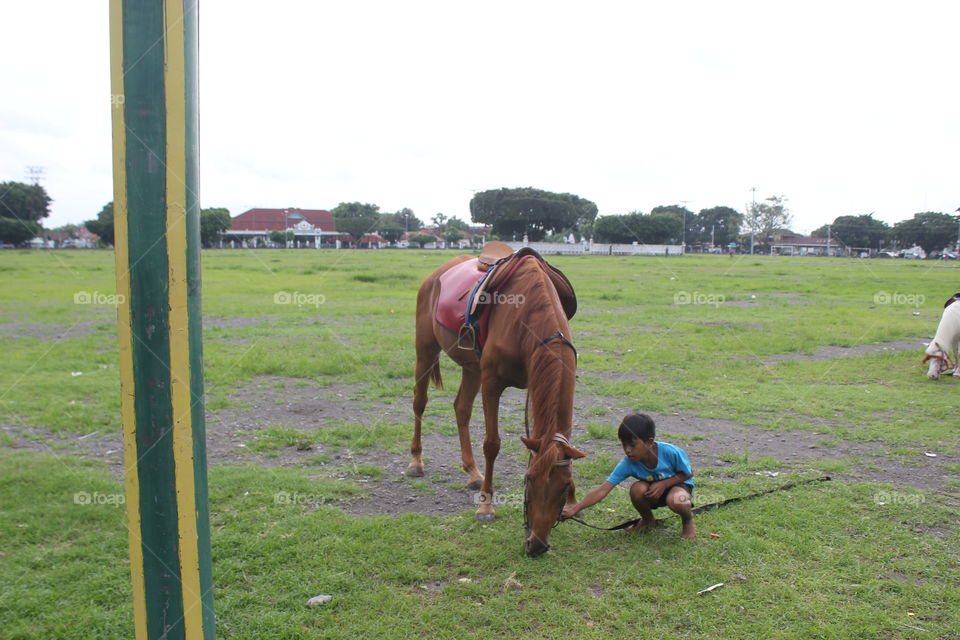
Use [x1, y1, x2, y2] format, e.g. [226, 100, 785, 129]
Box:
[436, 258, 489, 346]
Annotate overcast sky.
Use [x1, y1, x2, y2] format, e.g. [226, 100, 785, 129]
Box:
[2, 1, 958, 234]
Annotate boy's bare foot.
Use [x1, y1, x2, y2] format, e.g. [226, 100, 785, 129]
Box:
[680, 520, 697, 539]
[625, 517, 656, 533]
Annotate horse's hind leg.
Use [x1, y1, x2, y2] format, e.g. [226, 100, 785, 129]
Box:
[408, 343, 441, 478]
[454, 365, 484, 490]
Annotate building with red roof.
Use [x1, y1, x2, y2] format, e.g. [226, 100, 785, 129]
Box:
[226, 208, 383, 248]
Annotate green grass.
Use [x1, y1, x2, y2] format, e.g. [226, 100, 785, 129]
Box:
[1, 450, 957, 639]
[3, 250, 960, 638]
[3, 250, 958, 448]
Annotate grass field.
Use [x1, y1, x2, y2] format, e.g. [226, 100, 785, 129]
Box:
[1, 249, 959, 639]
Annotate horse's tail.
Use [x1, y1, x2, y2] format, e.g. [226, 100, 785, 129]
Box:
[429, 359, 443, 390]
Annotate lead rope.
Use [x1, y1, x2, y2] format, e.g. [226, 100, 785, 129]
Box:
[563, 476, 832, 531]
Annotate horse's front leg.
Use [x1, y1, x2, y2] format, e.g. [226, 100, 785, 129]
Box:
[475, 378, 504, 522]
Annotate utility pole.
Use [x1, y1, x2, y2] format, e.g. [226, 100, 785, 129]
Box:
[680, 200, 691, 253]
[25, 166, 45, 186]
[749, 187, 757, 255]
[827, 224, 831, 257]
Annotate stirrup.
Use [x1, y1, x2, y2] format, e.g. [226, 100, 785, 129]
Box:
[456, 324, 476, 351]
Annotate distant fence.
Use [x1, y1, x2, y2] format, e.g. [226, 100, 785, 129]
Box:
[506, 242, 684, 256]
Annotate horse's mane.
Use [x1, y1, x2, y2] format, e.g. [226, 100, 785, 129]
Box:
[511, 261, 576, 480]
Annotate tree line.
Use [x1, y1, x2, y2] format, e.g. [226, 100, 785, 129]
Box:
[467, 188, 959, 254]
[1, 181, 956, 253]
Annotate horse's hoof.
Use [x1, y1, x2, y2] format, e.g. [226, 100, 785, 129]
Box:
[405, 465, 424, 478]
[476, 513, 496, 522]
[466, 479, 483, 491]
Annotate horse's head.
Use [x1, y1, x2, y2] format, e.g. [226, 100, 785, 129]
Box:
[520, 434, 586, 557]
[923, 344, 952, 379]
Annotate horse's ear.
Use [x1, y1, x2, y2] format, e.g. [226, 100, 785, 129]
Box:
[561, 442, 587, 460]
[520, 436, 542, 452]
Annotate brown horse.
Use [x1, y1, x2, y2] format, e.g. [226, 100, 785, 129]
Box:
[408, 249, 585, 556]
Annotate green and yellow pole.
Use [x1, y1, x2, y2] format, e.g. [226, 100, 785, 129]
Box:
[110, 1, 215, 638]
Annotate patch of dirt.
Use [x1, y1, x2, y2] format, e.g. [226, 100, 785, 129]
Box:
[0, 320, 107, 341]
[203, 316, 277, 329]
[4, 372, 957, 518]
[764, 338, 930, 364]
[0, 315, 276, 342]
[734, 338, 927, 365]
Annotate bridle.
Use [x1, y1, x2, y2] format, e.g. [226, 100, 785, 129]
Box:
[523, 432, 575, 542]
[922, 342, 955, 372]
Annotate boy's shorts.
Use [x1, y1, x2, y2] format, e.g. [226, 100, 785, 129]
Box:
[649, 483, 694, 509]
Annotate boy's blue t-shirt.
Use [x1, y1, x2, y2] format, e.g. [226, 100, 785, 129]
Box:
[607, 441, 694, 488]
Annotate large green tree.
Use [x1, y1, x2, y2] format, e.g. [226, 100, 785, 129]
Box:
[84, 202, 115, 246]
[380, 208, 423, 243]
[446, 216, 470, 232]
[593, 212, 682, 244]
[651, 205, 696, 243]
[811, 214, 890, 250]
[0, 217, 41, 246]
[743, 195, 791, 246]
[0, 181, 50, 245]
[387, 208, 422, 232]
[407, 233, 437, 248]
[443, 228, 465, 246]
[695, 206, 743, 247]
[51, 223, 81, 238]
[892, 212, 959, 254]
[469, 187, 597, 241]
[431, 213, 448, 233]
[200, 207, 231, 248]
[377, 218, 405, 245]
[0, 181, 51, 223]
[332, 202, 381, 245]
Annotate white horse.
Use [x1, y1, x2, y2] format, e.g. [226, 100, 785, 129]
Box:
[924, 295, 960, 379]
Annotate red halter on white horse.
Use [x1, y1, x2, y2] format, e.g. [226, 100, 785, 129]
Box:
[923, 295, 960, 379]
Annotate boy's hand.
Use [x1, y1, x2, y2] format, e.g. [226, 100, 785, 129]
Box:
[560, 505, 578, 519]
[645, 481, 668, 500]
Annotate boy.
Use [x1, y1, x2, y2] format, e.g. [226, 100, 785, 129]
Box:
[561, 413, 696, 539]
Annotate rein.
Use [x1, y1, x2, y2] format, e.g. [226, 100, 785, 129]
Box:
[539, 331, 578, 360]
[563, 476, 833, 531]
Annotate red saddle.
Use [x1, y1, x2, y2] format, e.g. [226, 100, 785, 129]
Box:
[436, 258, 486, 338]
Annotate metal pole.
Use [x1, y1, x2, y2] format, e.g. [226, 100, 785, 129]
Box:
[110, 1, 215, 638]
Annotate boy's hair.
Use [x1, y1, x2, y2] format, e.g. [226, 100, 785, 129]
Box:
[618, 413, 655, 444]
